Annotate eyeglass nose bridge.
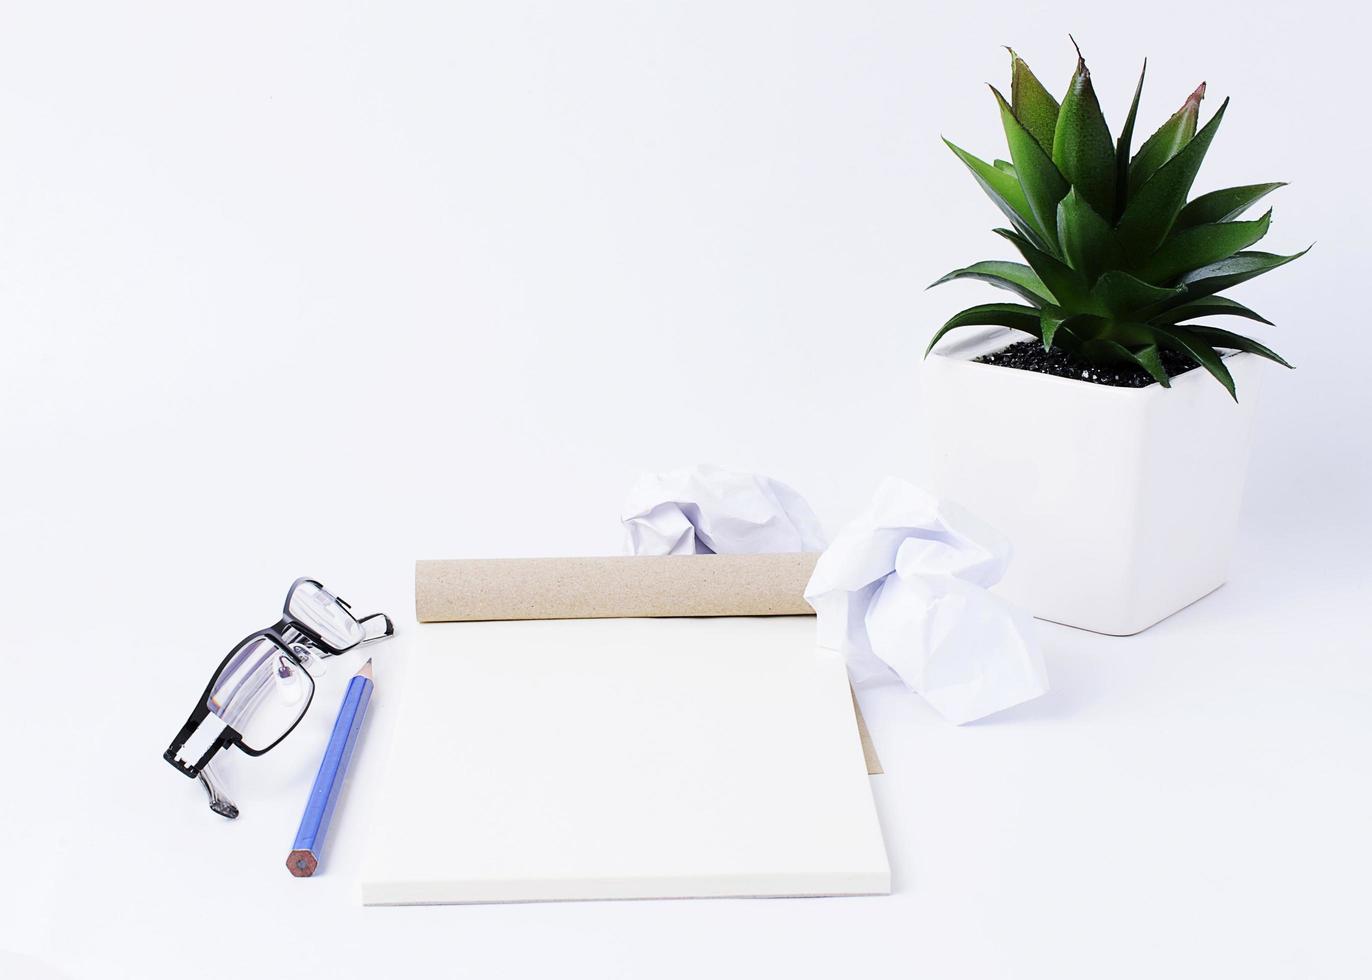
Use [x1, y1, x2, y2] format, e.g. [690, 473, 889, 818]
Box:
[276, 608, 395, 656]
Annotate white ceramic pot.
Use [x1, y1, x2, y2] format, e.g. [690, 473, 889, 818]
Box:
[921, 326, 1262, 636]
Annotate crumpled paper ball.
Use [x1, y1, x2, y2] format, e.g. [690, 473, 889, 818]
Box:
[804, 477, 1048, 724]
[622, 464, 826, 556]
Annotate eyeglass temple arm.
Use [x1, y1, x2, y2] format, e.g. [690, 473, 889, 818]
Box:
[198, 760, 239, 819]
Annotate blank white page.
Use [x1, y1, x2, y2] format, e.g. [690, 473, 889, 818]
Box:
[360, 617, 890, 905]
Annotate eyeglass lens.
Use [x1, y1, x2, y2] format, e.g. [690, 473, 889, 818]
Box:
[289, 581, 365, 650]
[207, 636, 314, 751]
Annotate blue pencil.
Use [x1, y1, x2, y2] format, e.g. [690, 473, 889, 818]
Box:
[287, 659, 374, 877]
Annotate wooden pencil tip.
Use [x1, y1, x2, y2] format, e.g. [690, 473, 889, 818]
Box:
[287, 849, 318, 877]
[358, 659, 373, 680]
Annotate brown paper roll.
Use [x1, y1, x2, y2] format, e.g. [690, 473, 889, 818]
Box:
[415, 553, 820, 623]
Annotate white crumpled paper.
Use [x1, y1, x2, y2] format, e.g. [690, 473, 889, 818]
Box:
[622, 464, 826, 556]
[804, 477, 1048, 724]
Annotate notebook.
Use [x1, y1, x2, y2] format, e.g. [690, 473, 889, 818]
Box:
[360, 616, 890, 904]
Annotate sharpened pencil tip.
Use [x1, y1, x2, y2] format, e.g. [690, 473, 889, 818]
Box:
[287, 849, 318, 877]
[358, 659, 373, 680]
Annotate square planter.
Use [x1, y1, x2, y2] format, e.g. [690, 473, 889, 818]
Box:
[921, 326, 1263, 636]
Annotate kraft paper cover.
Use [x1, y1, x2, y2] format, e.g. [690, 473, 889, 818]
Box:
[415, 554, 820, 622]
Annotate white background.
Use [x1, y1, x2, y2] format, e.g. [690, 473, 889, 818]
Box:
[2, 2, 1369, 978]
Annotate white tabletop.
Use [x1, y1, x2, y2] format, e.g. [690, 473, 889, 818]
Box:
[2, 4, 1368, 976]
[4, 523, 1368, 980]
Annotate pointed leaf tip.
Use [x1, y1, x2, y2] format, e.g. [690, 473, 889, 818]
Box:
[1138, 208, 1273, 284]
[1129, 84, 1213, 196]
[1183, 324, 1295, 370]
[1008, 49, 1062, 155]
[930, 260, 1056, 306]
[1157, 326, 1238, 400]
[1118, 97, 1229, 262]
[926, 303, 1044, 356]
[1175, 182, 1286, 228]
[1113, 59, 1148, 221]
[1052, 46, 1116, 218]
[943, 137, 1053, 251]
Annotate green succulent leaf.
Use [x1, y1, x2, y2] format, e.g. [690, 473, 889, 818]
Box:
[1116, 98, 1229, 264]
[1046, 312, 1113, 348]
[1052, 51, 1117, 218]
[1113, 61, 1147, 222]
[1129, 82, 1205, 194]
[1057, 188, 1116, 282]
[1076, 339, 1172, 386]
[1090, 270, 1184, 317]
[1137, 209, 1273, 284]
[1175, 182, 1286, 229]
[1172, 247, 1310, 303]
[1038, 309, 1090, 351]
[1125, 343, 1172, 387]
[926, 303, 1043, 356]
[943, 138, 1052, 252]
[992, 86, 1069, 252]
[930, 260, 1056, 307]
[1178, 324, 1293, 368]
[993, 159, 1017, 176]
[1153, 325, 1237, 400]
[1008, 48, 1060, 152]
[1151, 296, 1273, 326]
[1039, 310, 1063, 350]
[994, 227, 1097, 312]
[1081, 315, 1164, 346]
[1099, 321, 1164, 347]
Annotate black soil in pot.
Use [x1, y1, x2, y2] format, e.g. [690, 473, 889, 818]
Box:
[975, 340, 1200, 388]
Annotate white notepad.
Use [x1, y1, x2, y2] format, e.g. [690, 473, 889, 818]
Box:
[360, 617, 890, 905]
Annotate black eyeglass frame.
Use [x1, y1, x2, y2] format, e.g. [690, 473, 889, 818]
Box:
[163, 578, 394, 780]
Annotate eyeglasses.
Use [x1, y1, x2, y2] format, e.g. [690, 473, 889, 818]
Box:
[164, 578, 394, 817]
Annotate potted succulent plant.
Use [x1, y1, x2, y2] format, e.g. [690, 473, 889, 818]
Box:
[922, 42, 1307, 635]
